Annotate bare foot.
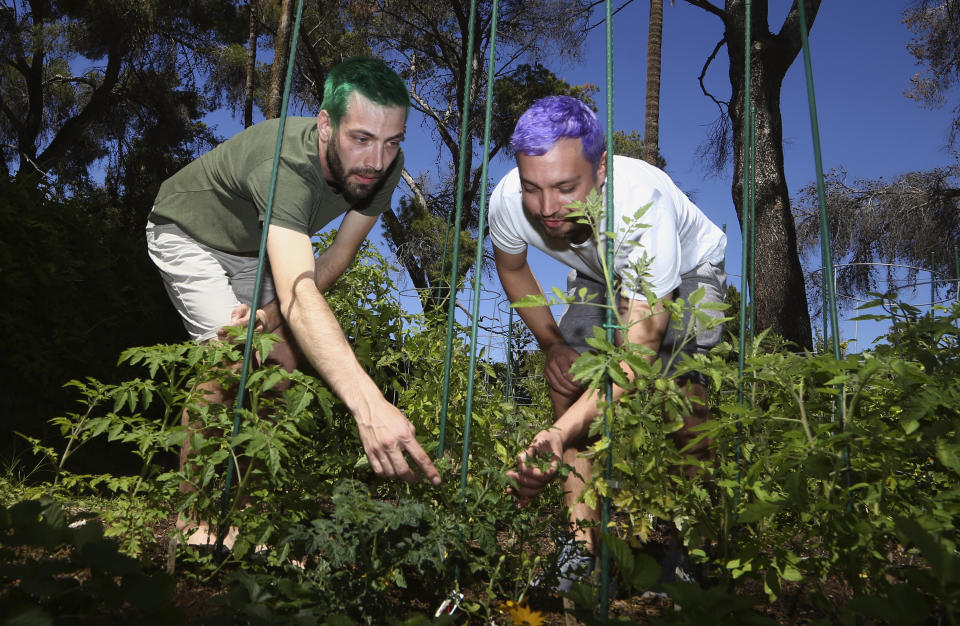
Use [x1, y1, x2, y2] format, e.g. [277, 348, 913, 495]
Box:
[176, 517, 239, 550]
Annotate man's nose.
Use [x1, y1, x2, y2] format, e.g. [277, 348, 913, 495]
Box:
[541, 191, 563, 217]
[364, 145, 384, 171]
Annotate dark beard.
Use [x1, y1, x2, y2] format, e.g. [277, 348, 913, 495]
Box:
[326, 136, 383, 205]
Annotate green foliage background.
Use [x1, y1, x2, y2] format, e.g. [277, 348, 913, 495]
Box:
[0, 178, 183, 469]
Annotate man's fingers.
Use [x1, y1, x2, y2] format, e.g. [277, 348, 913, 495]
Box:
[514, 466, 554, 487]
[507, 454, 554, 505]
[515, 456, 556, 486]
[230, 304, 250, 323]
[364, 444, 386, 477]
[546, 366, 581, 396]
[518, 442, 558, 467]
[361, 424, 442, 486]
[385, 445, 417, 483]
[403, 438, 442, 485]
[511, 471, 550, 498]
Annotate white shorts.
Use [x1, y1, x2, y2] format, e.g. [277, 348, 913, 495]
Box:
[146, 220, 277, 342]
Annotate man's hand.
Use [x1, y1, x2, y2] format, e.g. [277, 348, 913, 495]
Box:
[506, 428, 564, 507]
[355, 401, 442, 486]
[217, 304, 262, 341]
[217, 301, 283, 341]
[544, 343, 583, 397]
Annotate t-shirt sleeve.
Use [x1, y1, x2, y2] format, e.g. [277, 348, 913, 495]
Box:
[616, 189, 683, 300]
[488, 173, 527, 254]
[248, 158, 320, 234]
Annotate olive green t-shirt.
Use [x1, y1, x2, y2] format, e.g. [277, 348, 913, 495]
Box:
[149, 117, 403, 255]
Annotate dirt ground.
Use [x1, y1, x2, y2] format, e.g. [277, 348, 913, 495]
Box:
[154, 513, 855, 625]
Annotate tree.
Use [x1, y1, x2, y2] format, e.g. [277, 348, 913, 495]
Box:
[903, 0, 960, 155]
[362, 1, 595, 312]
[793, 166, 960, 316]
[642, 0, 664, 166]
[380, 190, 477, 314]
[206, 0, 371, 127]
[682, 0, 818, 349]
[0, 0, 241, 197]
[245, 0, 260, 128]
[265, 0, 296, 119]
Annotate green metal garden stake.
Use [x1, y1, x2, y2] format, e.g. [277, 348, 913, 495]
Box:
[598, 0, 616, 617]
[216, 0, 306, 552]
[931, 252, 936, 317]
[437, 0, 481, 457]
[459, 0, 501, 502]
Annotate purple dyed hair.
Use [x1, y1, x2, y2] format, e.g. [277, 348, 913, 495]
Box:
[510, 96, 604, 167]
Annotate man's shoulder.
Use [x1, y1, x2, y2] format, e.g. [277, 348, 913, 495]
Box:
[610, 155, 680, 199]
[244, 115, 314, 132]
[494, 166, 521, 190]
[611, 154, 666, 179]
[226, 116, 315, 149]
[490, 167, 521, 208]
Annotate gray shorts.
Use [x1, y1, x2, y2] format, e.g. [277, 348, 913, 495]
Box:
[146, 220, 277, 342]
[558, 262, 726, 385]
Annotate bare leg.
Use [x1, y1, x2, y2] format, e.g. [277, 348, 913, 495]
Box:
[176, 323, 299, 547]
[176, 373, 241, 548]
[667, 381, 714, 479]
[549, 385, 599, 554]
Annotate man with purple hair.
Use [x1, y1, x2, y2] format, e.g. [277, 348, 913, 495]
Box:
[489, 95, 726, 590]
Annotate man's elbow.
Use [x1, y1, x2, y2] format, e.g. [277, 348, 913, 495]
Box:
[280, 277, 319, 315]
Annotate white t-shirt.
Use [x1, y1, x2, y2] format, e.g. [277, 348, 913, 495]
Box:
[488, 155, 727, 299]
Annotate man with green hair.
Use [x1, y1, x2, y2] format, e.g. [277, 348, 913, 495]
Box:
[147, 57, 441, 548]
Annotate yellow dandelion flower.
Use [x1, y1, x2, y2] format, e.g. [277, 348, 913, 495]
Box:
[498, 600, 546, 626]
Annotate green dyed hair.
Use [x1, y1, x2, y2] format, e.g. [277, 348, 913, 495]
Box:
[320, 57, 410, 128]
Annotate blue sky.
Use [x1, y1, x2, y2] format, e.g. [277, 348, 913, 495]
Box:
[207, 1, 959, 353]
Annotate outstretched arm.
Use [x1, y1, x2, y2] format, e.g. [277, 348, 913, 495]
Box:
[508, 294, 671, 505]
[494, 246, 582, 397]
[267, 224, 441, 485]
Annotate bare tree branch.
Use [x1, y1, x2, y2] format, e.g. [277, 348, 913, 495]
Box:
[681, 0, 725, 20]
[698, 37, 728, 111]
[585, 0, 637, 32]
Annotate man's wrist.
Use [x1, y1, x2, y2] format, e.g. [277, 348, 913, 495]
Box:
[344, 377, 385, 424]
[541, 339, 568, 354]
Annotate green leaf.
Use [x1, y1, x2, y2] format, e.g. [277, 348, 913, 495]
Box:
[562, 581, 598, 609]
[847, 585, 932, 625]
[894, 516, 959, 581]
[260, 371, 285, 392]
[584, 336, 615, 352]
[900, 417, 920, 435]
[606, 362, 630, 387]
[687, 285, 706, 306]
[629, 553, 660, 592]
[512, 293, 549, 308]
[2, 606, 54, 626]
[601, 532, 633, 578]
[781, 563, 803, 582]
[736, 501, 781, 524]
[936, 441, 960, 476]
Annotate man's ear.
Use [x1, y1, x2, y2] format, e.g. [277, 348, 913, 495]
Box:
[597, 150, 608, 181]
[317, 110, 333, 142]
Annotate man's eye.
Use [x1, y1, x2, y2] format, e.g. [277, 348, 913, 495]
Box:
[558, 187, 574, 194]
